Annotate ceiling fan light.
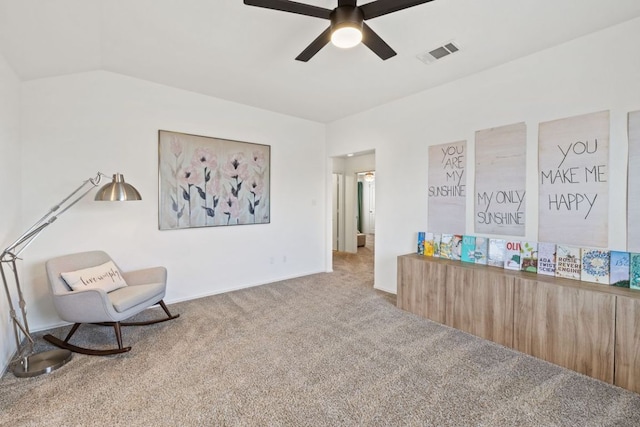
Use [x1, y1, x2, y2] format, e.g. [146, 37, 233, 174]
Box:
[330, 6, 364, 49]
[331, 26, 362, 49]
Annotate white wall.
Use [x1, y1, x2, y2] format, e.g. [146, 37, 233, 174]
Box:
[0, 52, 21, 372]
[347, 154, 375, 176]
[327, 17, 640, 294]
[18, 70, 327, 331]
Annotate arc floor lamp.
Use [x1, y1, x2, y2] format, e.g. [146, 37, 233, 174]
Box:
[1, 172, 141, 377]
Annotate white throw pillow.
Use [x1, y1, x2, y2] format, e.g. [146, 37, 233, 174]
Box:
[61, 261, 128, 293]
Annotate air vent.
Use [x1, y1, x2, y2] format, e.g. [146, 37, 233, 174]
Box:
[417, 41, 461, 65]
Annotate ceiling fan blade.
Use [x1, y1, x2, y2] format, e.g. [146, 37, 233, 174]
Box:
[361, 23, 396, 60]
[295, 27, 332, 62]
[244, 0, 331, 20]
[360, 0, 435, 20]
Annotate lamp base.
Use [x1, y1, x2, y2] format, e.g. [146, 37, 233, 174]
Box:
[12, 349, 72, 377]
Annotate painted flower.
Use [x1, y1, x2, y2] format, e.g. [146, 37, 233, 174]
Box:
[222, 152, 249, 180]
[206, 173, 221, 196]
[170, 138, 183, 157]
[192, 147, 218, 170]
[178, 166, 202, 186]
[247, 177, 264, 198]
[251, 150, 267, 172]
[221, 194, 240, 220]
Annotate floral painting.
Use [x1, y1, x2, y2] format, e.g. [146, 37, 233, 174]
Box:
[158, 130, 270, 230]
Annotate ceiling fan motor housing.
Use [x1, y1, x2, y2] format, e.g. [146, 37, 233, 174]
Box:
[330, 6, 364, 33]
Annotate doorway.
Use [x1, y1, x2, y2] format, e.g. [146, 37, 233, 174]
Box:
[331, 152, 376, 282]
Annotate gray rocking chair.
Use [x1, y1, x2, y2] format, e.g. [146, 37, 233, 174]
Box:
[43, 250, 179, 356]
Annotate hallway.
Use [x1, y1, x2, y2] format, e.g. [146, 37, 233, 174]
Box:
[332, 234, 396, 310]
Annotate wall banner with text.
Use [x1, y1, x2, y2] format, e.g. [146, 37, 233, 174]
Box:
[538, 110, 609, 247]
[474, 122, 527, 236]
[428, 140, 466, 233]
[628, 111, 640, 251]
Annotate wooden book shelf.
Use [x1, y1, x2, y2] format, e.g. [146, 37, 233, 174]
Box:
[397, 254, 640, 393]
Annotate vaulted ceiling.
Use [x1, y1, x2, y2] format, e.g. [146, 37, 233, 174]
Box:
[2, 0, 640, 123]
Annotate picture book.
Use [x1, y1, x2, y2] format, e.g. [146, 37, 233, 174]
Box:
[424, 232, 435, 256]
[433, 233, 442, 258]
[555, 245, 582, 280]
[450, 234, 463, 261]
[474, 237, 489, 265]
[487, 239, 506, 268]
[461, 235, 476, 263]
[504, 240, 522, 271]
[520, 241, 538, 273]
[609, 251, 630, 288]
[417, 232, 425, 255]
[631, 253, 640, 291]
[580, 248, 610, 284]
[537, 243, 556, 276]
[440, 234, 454, 260]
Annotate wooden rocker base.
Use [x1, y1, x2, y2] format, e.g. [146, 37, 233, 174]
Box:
[43, 300, 179, 356]
[43, 333, 132, 356]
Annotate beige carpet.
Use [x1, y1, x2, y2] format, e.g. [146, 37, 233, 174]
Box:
[2, 237, 640, 426]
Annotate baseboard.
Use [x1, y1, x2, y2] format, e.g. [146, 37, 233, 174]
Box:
[374, 283, 397, 295]
[166, 269, 327, 305]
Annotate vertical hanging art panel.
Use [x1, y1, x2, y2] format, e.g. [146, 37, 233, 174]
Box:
[474, 122, 527, 236]
[428, 140, 467, 233]
[628, 111, 640, 251]
[538, 111, 609, 247]
[158, 130, 270, 230]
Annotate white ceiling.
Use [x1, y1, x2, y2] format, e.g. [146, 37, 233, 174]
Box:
[1, 0, 640, 123]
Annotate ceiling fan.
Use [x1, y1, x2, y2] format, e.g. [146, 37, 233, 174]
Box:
[243, 0, 435, 62]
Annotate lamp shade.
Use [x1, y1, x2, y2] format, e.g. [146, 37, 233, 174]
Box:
[94, 174, 142, 201]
